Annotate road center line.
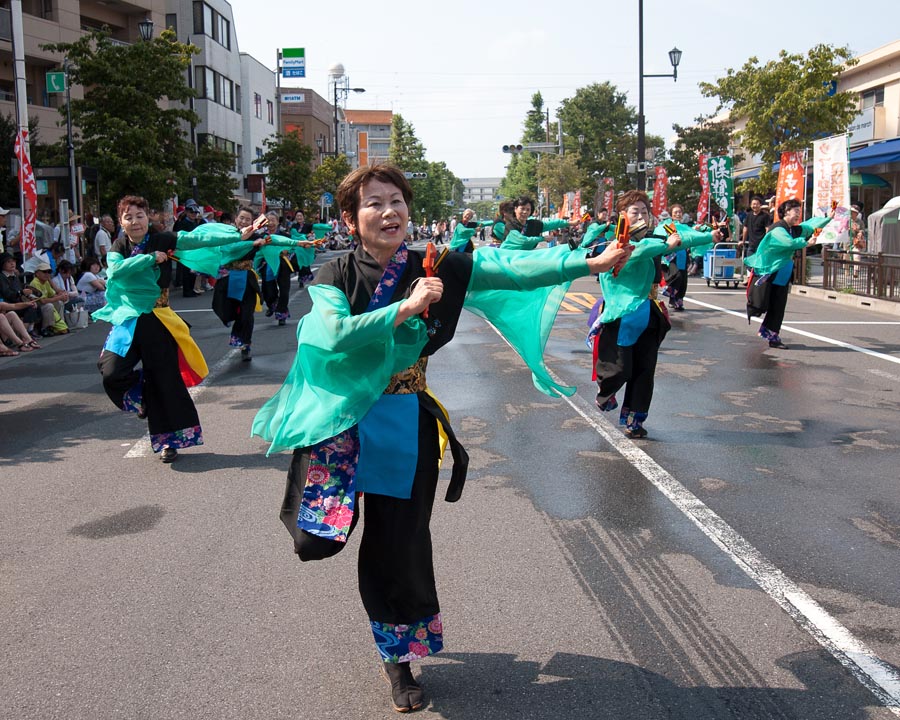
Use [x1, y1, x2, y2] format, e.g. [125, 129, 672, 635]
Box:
[484, 318, 900, 713]
[684, 296, 900, 367]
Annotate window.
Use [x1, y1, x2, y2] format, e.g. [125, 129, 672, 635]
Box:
[236, 144, 243, 174]
[861, 87, 885, 109]
[192, 2, 231, 49]
[267, 100, 274, 125]
[194, 66, 237, 111]
[165, 13, 177, 34]
[254, 93, 262, 119]
[255, 147, 264, 172]
[235, 85, 241, 114]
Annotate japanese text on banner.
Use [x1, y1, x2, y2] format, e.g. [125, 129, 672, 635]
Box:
[14, 130, 38, 257]
[651, 167, 668, 217]
[706, 155, 734, 219]
[697, 153, 710, 223]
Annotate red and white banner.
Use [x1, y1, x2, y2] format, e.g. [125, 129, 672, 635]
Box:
[603, 177, 614, 215]
[14, 130, 38, 257]
[696, 153, 709, 223]
[572, 190, 581, 220]
[812, 135, 849, 216]
[651, 167, 668, 217]
[774, 151, 806, 219]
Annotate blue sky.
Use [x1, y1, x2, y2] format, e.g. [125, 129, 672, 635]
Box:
[232, 0, 899, 179]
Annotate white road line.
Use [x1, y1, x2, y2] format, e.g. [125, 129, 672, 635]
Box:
[485, 319, 900, 713]
[774, 321, 900, 325]
[685, 297, 900, 367]
[556, 387, 900, 714]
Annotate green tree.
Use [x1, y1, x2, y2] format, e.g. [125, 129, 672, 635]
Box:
[664, 115, 738, 210]
[536, 152, 583, 211]
[0, 114, 56, 208]
[500, 92, 547, 201]
[557, 82, 638, 195]
[700, 44, 858, 193]
[43, 29, 199, 210]
[306, 155, 352, 219]
[194, 143, 238, 212]
[258, 129, 314, 209]
[389, 114, 426, 169]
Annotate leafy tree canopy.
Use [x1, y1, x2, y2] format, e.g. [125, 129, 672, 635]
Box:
[259, 129, 314, 209]
[43, 28, 199, 210]
[700, 43, 858, 194]
[193, 143, 238, 212]
[306, 155, 352, 220]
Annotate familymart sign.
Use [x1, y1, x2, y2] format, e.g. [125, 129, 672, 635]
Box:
[281, 48, 305, 78]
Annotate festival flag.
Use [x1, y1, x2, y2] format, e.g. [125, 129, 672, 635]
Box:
[14, 129, 38, 257]
[706, 155, 734, 219]
[774, 151, 806, 218]
[651, 167, 668, 217]
[557, 193, 569, 219]
[812, 135, 849, 216]
[573, 190, 581, 220]
[603, 177, 614, 215]
[697, 153, 710, 222]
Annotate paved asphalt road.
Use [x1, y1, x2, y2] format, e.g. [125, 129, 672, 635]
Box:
[2, 246, 899, 719]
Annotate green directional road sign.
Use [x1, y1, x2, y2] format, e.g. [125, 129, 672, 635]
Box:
[46, 71, 66, 93]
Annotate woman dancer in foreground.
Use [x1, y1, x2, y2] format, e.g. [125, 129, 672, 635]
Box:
[252, 164, 630, 713]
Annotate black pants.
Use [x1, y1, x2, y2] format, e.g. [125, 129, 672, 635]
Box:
[287, 409, 441, 624]
[761, 282, 790, 335]
[98, 312, 200, 440]
[595, 309, 665, 416]
[212, 273, 258, 346]
[664, 265, 687, 302]
[262, 258, 292, 315]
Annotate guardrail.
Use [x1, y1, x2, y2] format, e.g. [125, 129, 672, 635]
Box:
[822, 250, 900, 302]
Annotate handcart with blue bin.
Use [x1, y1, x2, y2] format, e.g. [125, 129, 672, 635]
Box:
[704, 242, 744, 288]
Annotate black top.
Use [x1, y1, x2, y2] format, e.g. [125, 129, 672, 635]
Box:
[745, 211, 771, 252]
[111, 232, 178, 290]
[313, 244, 473, 357]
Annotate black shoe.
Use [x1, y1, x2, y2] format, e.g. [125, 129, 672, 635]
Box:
[161, 447, 178, 463]
[182, 291, 199, 298]
[137, 407, 147, 419]
[278, 318, 286, 326]
[241, 345, 252, 362]
[265, 307, 274, 317]
[381, 662, 424, 713]
[625, 426, 648, 439]
[768, 340, 788, 349]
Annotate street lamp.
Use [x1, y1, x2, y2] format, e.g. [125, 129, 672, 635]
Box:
[636, 0, 681, 191]
[138, 17, 154, 42]
[329, 63, 365, 157]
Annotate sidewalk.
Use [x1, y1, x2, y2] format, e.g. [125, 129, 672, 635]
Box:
[793, 255, 900, 318]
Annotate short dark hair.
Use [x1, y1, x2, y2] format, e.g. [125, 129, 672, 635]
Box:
[616, 189, 651, 213]
[777, 199, 802, 217]
[751, 194, 764, 204]
[117, 195, 150, 219]
[514, 196, 535, 212]
[57, 260, 75, 273]
[80, 256, 101, 273]
[337, 164, 413, 227]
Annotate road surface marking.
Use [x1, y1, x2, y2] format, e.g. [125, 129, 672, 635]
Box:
[485, 319, 900, 713]
[684, 297, 900, 367]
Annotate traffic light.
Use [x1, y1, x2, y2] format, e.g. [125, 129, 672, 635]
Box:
[502, 144, 523, 154]
[403, 171, 428, 179]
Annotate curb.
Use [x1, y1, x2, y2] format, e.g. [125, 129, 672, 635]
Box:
[791, 284, 900, 317]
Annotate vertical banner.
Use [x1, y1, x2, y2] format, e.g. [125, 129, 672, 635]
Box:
[603, 177, 614, 215]
[651, 167, 668, 217]
[812, 134, 849, 215]
[706, 155, 734, 219]
[557, 193, 569, 219]
[260, 176, 267, 214]
[357, 131, 369, 167]
[572, 190, 581, 220]
[774, 151, 806, 217]
[14, 130, 37, 257]
[696, 153, 710, 222]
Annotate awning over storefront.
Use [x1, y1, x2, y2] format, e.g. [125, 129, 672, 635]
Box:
[735, 162, 780, 181]
[849, 137, 900, 169]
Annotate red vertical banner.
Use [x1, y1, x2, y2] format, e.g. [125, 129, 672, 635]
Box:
[261, 176, 267, 214]
[14, 130, 38, 257]
[651, 167, 668, 216]
[696, 153, 710, 222]
[774, 151, 806, 218]
[603, 177, 614, 215]
[572, 190, 581, 220]
[557, 193, 569, 219]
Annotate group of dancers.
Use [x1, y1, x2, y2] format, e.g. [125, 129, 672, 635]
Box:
[93, 166, 830, 712]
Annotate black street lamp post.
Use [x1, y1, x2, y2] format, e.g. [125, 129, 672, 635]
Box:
[636, 0, 680, 192]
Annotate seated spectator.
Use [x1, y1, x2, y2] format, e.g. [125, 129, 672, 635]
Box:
[0, 308, 40, 354]
[0, 252, 40, 335]
[76, 256, 107, 313]
[29, 260, 69, 336]
[55, 260, 85, 311]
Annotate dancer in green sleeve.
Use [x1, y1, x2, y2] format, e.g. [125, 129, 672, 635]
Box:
[744, 198, 830, 349]
[590, 190, 722, 439]
[252, 164, 631, 714]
